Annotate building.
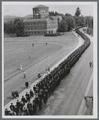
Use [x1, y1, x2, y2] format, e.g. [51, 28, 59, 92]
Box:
[33, 5, 49, 19]
[24, 5, 59, 35]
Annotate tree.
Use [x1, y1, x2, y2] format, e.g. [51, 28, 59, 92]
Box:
[14, 18, 24, 37]
[4, 21, 15, 34]
[84, 16, 93, 35]
[74, 16, 85, 27]
[85, 16, 93, 28]
[57, 15, 75, 32]
[57, 19, 68, 32]
[65, 14, 75, 30]
[49, 11, 55, 16]
[75, 7, 81, 17]
[4, 18, 24, 36]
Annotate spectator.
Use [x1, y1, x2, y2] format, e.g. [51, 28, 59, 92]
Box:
[25, 92, 30, 101]
[25, 81, 29, 88]
[10, 103, 15, 112]
[29, 89, 34, 98]
[5, 108, 10, 115]
[22, 106, 28, 115]
[27, 102, 33, 115]
[21, 96, 27, 104]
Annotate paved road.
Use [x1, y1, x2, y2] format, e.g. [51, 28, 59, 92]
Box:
[39, 41, 93, 115]
[78, 75, 93, 115]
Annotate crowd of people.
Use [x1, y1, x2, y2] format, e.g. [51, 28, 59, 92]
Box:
[5, 29, 91, 116]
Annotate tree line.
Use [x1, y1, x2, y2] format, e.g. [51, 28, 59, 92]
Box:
[4, 7, 93, 37]
[4, 18, 24, 37]
[57, 7, 93, 35]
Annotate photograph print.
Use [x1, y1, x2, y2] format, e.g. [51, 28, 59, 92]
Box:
[2, 1, 98, 119]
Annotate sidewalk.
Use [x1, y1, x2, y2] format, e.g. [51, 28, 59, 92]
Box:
[78, 75, 93, 115]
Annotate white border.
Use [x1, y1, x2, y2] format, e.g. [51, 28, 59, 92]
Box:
[2, 1, 98, 119]
[2, 1, 4, 119]
[93, 1, 98, 118]
[2, 1, 95, 5]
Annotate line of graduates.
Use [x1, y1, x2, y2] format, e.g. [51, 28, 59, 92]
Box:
[5, 29, 90, 116]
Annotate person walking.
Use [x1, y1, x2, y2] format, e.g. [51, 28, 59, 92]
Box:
[20, 64, 23, 71]
[23, 71, 26, 79]
[32, 43, 34, 47]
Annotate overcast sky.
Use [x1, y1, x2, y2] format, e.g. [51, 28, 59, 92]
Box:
[3, 2, 96, 17]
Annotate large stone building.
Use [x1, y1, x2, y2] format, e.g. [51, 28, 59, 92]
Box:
[24, 5, 59, 35]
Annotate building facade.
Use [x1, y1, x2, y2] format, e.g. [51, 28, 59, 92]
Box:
[24, 5, 59, 35]
[33, 5, 49, 19]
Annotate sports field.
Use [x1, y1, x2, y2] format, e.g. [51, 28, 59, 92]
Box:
[4, 32, 79, 105]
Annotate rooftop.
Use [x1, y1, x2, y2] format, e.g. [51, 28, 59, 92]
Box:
[23, 17, 57, 22]
[33, 5, 48, 9]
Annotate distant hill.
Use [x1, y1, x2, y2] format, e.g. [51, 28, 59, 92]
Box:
[4, 15, 18, 23]
[4, 13, 63, 23]
[4, 15, 34, 23]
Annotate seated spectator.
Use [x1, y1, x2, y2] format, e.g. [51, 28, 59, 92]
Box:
[5, 108, 10, 115]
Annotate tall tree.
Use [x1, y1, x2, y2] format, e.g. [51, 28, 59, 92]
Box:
[74, 16, 85, 27]
[65, 14, 75, 30]
[57, 19, 68, 32]
[4, 21, 15, 34]
[14, 18, 24, 37]
[58, 15, 75, 32]
[75, 7, 81, 17]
